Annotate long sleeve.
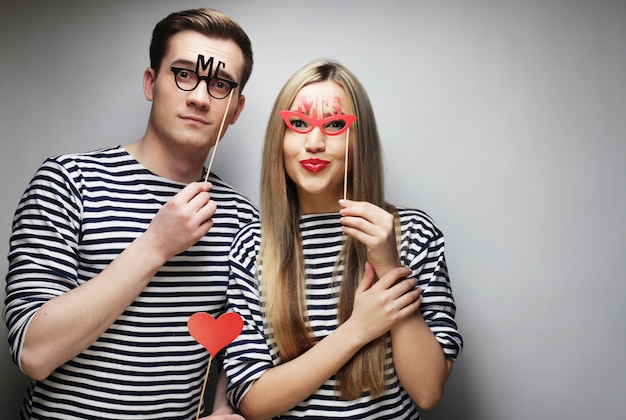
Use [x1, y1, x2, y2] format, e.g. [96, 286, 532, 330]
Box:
[399, 207, 463, 358]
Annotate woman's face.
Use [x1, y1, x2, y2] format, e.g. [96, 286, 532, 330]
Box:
[281, 80, 355, 214]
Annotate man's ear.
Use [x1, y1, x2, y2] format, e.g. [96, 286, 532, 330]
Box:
[143, 67, 156, 101]
[229, 94, 246, 125]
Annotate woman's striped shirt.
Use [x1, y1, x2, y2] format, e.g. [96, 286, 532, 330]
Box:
[225, 209, 463, 419]
[3, 146, 259, 419]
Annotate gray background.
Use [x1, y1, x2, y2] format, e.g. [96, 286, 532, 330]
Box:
[1, 1, 625, 419]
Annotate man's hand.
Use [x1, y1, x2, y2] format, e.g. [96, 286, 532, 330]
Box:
[143, 181, 216, 262]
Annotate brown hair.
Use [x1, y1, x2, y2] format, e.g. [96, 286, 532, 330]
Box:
[149, 8, 253, 91]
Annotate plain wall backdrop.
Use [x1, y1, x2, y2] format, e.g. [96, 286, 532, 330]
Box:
[1, 1, 625, 419]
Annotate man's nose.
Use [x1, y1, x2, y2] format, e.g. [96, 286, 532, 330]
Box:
[187, 79, 212, 109]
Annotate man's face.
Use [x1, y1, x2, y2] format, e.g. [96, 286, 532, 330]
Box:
[144, 30, 246, 155]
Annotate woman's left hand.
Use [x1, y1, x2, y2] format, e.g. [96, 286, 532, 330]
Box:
[339, 199, 400, 277]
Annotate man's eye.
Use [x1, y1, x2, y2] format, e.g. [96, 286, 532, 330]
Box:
[178, 70, 192, 80]
[212, 79, 226, 89]
[210, 79, 232, 95]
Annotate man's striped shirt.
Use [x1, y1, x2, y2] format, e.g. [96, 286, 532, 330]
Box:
[3, 146, 259, 419]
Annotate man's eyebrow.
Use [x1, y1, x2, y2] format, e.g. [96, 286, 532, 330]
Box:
[170, 59, 196, 68]
[170, 58, 238, 82]
[214, 67, 237, 82]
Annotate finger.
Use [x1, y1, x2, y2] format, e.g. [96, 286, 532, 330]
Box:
[341, 215, 375, 234]
[357, 261, 375, 293]
[341, 211, 394, 243]
[178, 181, 212, 203]
[374, 266, 412, 291]
[340, 200, 390, 224]
[189, 197, 216, 232]
[401, 286, 422, 304]
[338, 198, 355, 208]
[187, 188, 212, 211]
[398, 290, 423, 315]
[196, 200, 217, 222]
[341, 214, 390, 244]
[396, 277, 419, 294]
[387, 278, 419, 303]
[341, 224, 375, 246]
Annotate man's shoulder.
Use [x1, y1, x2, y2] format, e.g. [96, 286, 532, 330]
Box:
[44, 145, 133, 172]
[208, 174, 259, 214]
[49, 145, 125, 161]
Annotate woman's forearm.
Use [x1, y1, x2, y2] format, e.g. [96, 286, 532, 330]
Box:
[239, 321, 365, 420]
[391, 313, 452, 411]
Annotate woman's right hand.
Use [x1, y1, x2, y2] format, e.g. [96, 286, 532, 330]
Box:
[346, 263, 422, 345]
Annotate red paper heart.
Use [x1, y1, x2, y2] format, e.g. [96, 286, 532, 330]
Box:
[187, 312, 244, 357]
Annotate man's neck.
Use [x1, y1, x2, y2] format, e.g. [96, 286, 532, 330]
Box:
[124, 138, 207, 184]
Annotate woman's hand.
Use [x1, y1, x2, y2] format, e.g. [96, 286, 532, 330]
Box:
[339, 199, 400, 278]
[345, 263, 421, 345]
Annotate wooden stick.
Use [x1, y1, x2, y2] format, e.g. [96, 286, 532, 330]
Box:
[195, 356, 213, 420]
[343, 127, 350, 200]
[204, 89, 235, 182]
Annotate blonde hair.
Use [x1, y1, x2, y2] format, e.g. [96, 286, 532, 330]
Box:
[259, 59, 394, 399]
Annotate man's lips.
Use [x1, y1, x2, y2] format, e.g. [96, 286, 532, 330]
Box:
[181, 115, 209, 125]
[300, 158, 330, 172]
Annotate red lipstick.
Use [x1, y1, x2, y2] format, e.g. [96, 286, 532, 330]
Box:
[300, 158, 329, 172]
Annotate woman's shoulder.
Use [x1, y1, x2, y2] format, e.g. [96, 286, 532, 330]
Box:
[232, 220, 261, 250]
[396, 205, 437, 225]
[229, 221, 261, 273]
[395, 205, 445, 240]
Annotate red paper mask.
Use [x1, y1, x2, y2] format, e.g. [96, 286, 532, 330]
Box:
[280, 95, 357, 136]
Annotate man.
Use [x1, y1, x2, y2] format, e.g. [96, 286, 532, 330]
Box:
[3, 8, 256, 419]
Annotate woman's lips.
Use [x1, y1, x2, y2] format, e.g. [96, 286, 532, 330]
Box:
[300, 158, 330, 172]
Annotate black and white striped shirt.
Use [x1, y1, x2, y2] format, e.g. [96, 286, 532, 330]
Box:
[3, 146, 259, 419]
[225, 209, 462, 419]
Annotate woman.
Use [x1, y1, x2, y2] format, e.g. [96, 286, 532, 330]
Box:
[224, 59, 462, 419]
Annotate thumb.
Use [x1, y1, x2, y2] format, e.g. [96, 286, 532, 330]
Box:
[357, 261, 375, 292]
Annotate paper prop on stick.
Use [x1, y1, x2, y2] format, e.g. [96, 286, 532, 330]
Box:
[188, 312, 243, 356]
[279, 94, 357, 199]
[187, 312, 244, 419]
[204, 88, 235, 182]
[171, 53, 239, 183]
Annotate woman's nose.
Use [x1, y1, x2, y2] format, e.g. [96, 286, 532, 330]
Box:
[304, 127, 326, 152]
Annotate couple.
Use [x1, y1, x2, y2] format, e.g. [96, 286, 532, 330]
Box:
[3, 8, 462, 420]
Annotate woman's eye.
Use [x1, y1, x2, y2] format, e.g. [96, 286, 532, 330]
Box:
[291, 119, 309, 129]
[325, 119, 347, 132]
